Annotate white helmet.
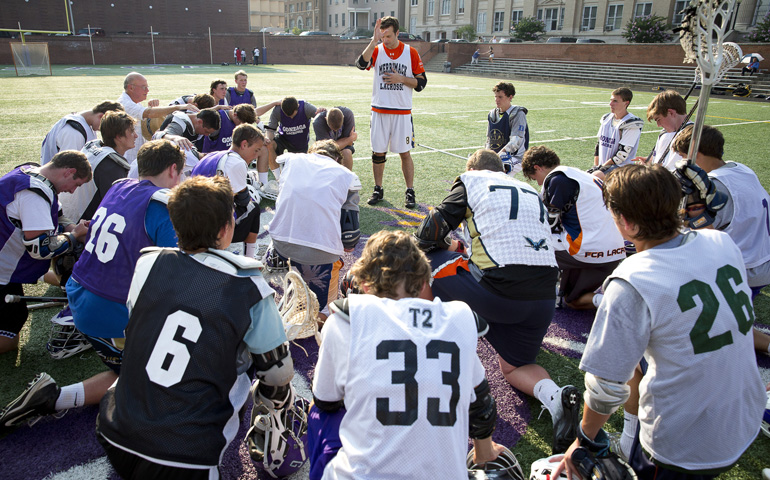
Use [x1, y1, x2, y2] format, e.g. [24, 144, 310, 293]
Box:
[530, 455, 570, 480]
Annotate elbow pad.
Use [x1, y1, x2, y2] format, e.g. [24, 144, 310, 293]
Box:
[355, 55, 370, 70]
[340, 209, 361, 249]
[24, 231, 75, 260]
[468, 379, 497, 439]
[610, 144, 632, 166]
[234, 189, 251, 208]
[415, 73, 427, 92]
[253, 342, 295, 406]
[504, 135, 523, 154]
[584, 372, 630, 416]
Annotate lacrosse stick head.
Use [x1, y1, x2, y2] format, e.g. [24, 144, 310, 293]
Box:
[261, 179, 280, 201]
[678, 0, 740, 86]
[279, 270, 320, 342]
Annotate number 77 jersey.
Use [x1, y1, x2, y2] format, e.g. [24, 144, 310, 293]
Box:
[315, 294, 486, 480]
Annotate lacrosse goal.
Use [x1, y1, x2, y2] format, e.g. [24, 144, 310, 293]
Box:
[10, 42, 52, 76]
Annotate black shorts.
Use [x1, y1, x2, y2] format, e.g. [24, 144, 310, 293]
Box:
[428, 251, 555, 367]
[233, 202, 260, 243]
[273, 134, 307, 156]
[0, 283, 28, 338]
[99, 433, 219, 480]
[555, 251, 621, 304]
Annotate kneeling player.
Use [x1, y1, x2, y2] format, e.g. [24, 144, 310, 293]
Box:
[96, 176, 293, 479]
[308, 230, 504, 479]
[553, 165, 765, 480]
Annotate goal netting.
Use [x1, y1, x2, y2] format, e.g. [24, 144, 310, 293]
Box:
[10, 42, 52, 76]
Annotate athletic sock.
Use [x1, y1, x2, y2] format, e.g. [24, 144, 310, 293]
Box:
[271, 168, 281, 182]
[55, 382, 86, 411]
[592, 293, 604, 308]
[534, 379, 561, 416]
[620, 411, 638, 459]
[245, 242, 257, 258]
[258, 172, 268, 186]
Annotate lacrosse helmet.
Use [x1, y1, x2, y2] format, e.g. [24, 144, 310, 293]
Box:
[467, 446, 525, 480]
[261, 179, 280, 201]
[340, 270, 361, 298]
[530, 455, 570, 480]
[47, 306, 92, 360]
[247, 384, 310, 478]
[263, 244, 289, 273]
[762, 390, 770, 439]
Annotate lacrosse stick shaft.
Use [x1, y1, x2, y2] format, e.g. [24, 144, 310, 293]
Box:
[417, 143, 468, 160]
[685, 85, 712, 165]
[28, 302, 65, 311]
[4, 295, 68, 304]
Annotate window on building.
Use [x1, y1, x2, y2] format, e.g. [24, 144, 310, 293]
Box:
[458, 0, 464, 14]
[298, 17, 304, 28]
[308, 2, 312, 10]
[391, 10, 394, 16]
[606, 4, 623, 30]
[411, 0, 418, 6]
[290, 4, 295, 12]
[672, 0, 688, 25]
[335, 13, 339, 26]
[511, 9, 522, 25]
[290, 19, 295, 27]
[329, 14, 332, 27]
[634, 2, 652, 18]
[493, 11, 505, 31]
[581, 5, 597, 30]
[441, 0, 450, 15]
[537, 7, 562, 31]
[410, 16, 417, 33]
[477, 11, 487, 33]
[428, 0, 434, 16]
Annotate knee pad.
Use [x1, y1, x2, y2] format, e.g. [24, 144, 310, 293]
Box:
[372, 153, 387, 164]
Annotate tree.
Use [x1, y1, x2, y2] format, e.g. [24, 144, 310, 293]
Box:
[456, 24, 476, 41]
[622, 15, 673, 43]
[292, 27, 303, 36]
[747, 12, 770, 42]
[511, 17, 545, 41]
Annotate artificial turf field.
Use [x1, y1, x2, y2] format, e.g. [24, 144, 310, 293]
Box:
[0, 63, 769, 479]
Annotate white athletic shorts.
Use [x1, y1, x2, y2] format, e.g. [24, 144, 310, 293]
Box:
[370, 111, 414, 154]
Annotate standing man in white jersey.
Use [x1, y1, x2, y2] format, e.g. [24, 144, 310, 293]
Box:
[553, 164, 765, 480]
[357, 16, 427, 209]
[671, 124, 770, 356]
[588, 87, 643, 180]
[308, 230, 504, 479]
[40, 101, 124, 165]
[118, 72, 199, 165]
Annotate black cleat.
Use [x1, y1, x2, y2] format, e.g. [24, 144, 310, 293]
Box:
[405, 188, 416, 208]
[0, 373, 60, 429]
[368, 185, 384, 205]
[551, 385, 580, 454]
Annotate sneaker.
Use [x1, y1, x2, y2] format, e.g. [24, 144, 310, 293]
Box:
[608, 432, 628, 463]
[405, 188, 416, 208]
[763, 469, 770, 480]
[368, 186, 384, 205]
[0, 373, 60, 428]
[551, 385, 580, 454]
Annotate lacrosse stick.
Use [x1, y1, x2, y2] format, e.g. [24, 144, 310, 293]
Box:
[677, 0, 742, 165]
[278, 269, 321, 349]
[5, 295, 68, 304]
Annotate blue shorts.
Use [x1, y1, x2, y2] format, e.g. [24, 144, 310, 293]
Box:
[428, 250, 555, 367]
[66, 277, 128, 339]
[307, 405, 346, 480]
[628, 422, 723, 480]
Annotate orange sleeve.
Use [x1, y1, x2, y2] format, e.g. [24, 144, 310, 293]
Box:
[410, 46, 425, 75]
[367, 47, 379, 71]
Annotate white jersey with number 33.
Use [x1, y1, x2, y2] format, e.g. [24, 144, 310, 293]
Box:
[316, 294, 485, 480]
